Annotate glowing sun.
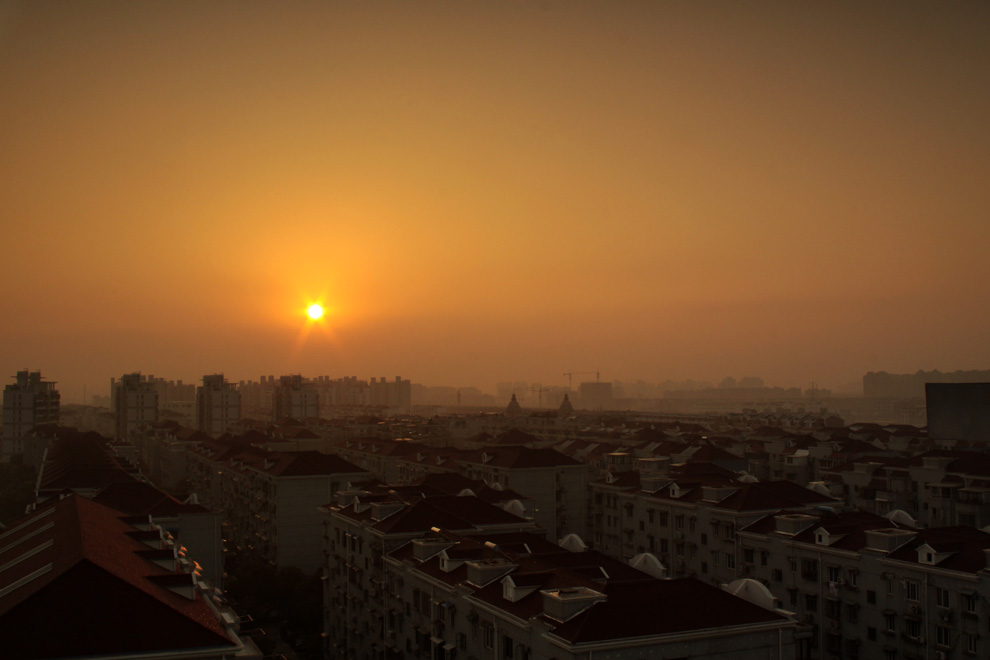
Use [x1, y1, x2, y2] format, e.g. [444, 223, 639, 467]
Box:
[307, 304, 324, 320]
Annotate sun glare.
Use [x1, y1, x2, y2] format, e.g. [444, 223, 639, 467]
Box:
[307, 303, 324, 320]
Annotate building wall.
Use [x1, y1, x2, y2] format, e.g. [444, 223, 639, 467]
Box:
[2, 370, 60, 459]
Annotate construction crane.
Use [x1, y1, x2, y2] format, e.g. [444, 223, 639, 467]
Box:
[527, 385, 549, 408]
[563, 371, 599, 391]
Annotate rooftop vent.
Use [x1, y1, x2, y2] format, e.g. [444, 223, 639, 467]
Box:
[774, 513, 818, 536]
[864, 528, 916, 553]
[466, 558, 516, 587]
[541, 587, 607, 622]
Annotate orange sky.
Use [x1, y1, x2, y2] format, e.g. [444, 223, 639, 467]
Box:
[1, 1, 988, 402]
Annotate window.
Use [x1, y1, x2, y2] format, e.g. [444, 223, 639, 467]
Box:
[963, 592, 977, 613]
[848, 569, 858, 587]
[647, 509, 655, 523]
[701, 562, 708, 574]
[772, 569, 783, 582]
[660, 539, 668, 553]
[805, 594, 818, 610]
[847, 603, 859, 624]
[936, 587, 949, 608]
[825, 599, 841, 619]
[760, 550, 768, 566]
[884, 612, 896, 631]
[503, 635, 514, 658]
[885, 577, 894, 595]
[966, 633, 977, 654]
[905, 580, 919, 601]
[675, 515, 684, 530]
[712, 550, 720, 566]
[701, 533, 708, 545]
[884, 650, 896, 660]
[483, 623, 494, 649]
[867, 590, 876, 604]
[726, 554, 735, 569]
[658, 512, 668, 527]
[744, 549, 755, 563]
[827, 566, 840, 582]
[936, 625, 950, 647]
[905, 619, 921, 639]
[867, 627, 877, 641]
[789, 558, 797, 573]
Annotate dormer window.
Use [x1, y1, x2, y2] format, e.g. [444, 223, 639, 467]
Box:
[917, 543, 950, 566]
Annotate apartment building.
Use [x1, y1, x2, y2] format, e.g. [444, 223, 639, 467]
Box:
[321, 487, 541, 659]
[332, 437, 432, 482]
[381, 527, 803, 660]
[129, 421, 211, 494]
[738, 508, 990, 660]
[0, 494, 260, 660]
[456, 446, 593, 542]
[196, 374, 241, 436]
[187, 442, 369, 572]
[32, 427, 225, 588]
[273, 375, 320, 421]
[2, 370, 60, 460]
[821, 450, 990, 528]
[590, 462, 837, 586]
[113, 373, 159, 440]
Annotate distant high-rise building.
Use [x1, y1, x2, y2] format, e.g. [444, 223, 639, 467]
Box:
[926, 382, 990, 444]
[273, 375, 319, 421]
[369, 376, 411, 411]
[112, 373, 158, 440]
[2, 370, 60, 459]
[579, 380, 613, 409]
[196, 374, 240, 437]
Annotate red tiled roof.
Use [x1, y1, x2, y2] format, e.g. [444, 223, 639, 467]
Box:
[0, 496, 235, 658]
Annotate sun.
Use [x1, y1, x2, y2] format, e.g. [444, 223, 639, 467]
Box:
[307, 303, 324, 320]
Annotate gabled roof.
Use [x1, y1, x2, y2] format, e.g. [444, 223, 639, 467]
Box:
[548, 578, 785, 643]
[256, 450, 366, 477]
[372, 496, 530, 534]
[886, 527, 990, 573]
[0, 496, 235, 658]
[91, 481, 209, 517]
[459, 446, 583, 469]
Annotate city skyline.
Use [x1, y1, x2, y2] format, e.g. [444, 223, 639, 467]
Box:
[2, 2, 988, 404]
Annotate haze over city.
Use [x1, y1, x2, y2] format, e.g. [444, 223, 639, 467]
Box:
[2, 1, 988, 402]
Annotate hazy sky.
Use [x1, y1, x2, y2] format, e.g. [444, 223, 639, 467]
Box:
[2, 1, 988, 402]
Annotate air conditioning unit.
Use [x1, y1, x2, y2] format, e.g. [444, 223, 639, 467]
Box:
[910, 605, 922, 615]
[935, 651, 946, 660]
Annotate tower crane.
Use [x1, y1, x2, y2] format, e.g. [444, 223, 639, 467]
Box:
[527, 385, 549, 407]
[563, 370, 599, 391]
